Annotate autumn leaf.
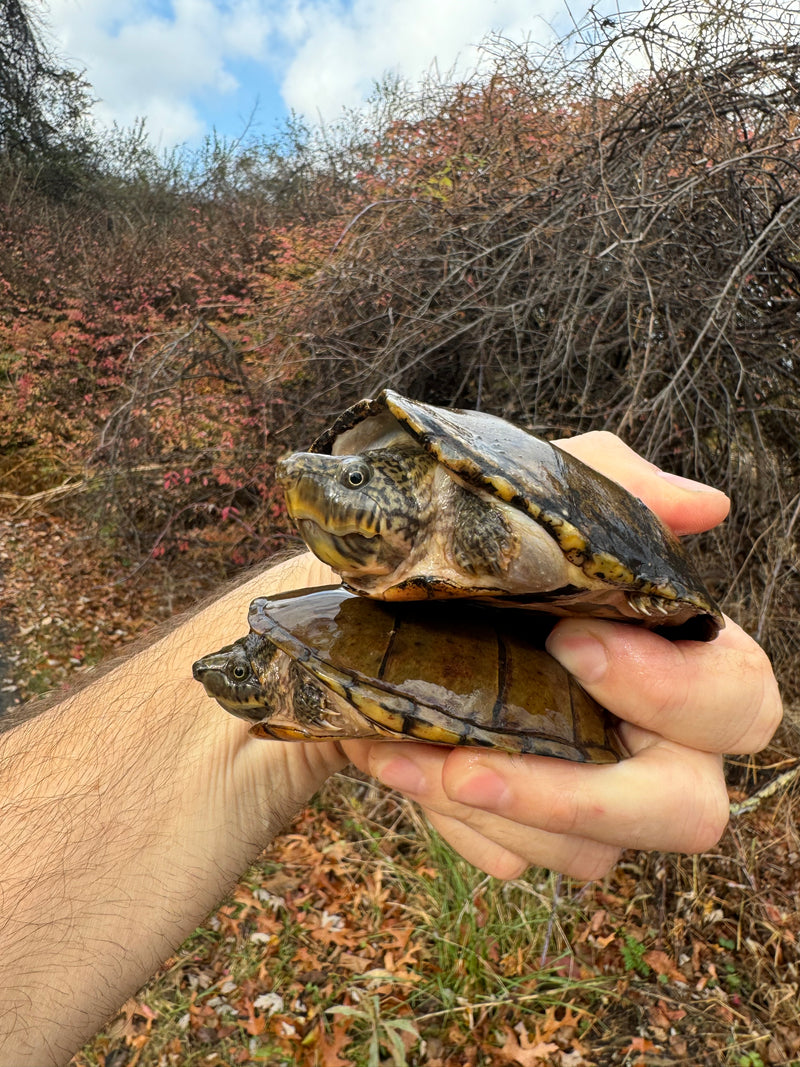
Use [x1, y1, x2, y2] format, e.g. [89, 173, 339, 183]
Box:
[107, 998, 158, 1042]
[622, 1035, 661, 1063]
[314, 1014, 356, 1066]
[498, 1026, 559, 1066]
[239, 997, 266, 1036]
[648, 999, 687, 1029]
[643, 949, 688, 984]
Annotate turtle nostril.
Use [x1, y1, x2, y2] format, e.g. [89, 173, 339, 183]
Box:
[276, 456, 302, 488]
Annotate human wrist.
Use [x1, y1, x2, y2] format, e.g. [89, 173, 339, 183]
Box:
[126, 550, 346, 860]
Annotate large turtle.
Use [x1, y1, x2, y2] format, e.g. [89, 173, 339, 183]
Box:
[277, 390, 723, 641]
[193, 586, 626, 763]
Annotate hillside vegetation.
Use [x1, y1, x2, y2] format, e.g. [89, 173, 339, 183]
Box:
[1, 1, 799, 1064]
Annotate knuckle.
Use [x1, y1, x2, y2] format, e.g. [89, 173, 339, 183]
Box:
[564, 843, 623, 881]
[690, 819, 728, 855]
[537, 772, 586, 836]
[577, 429, 622, 448]
[678, 764, 730, 853]
[482, 851, 529, 881]
[455, 801, 498, 833]
[728, 645, 784, 753]
[688, 800, 729, 854]
[555, 430, 628, 467]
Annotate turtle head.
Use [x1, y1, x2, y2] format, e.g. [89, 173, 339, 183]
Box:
[192, 632, 280, 720]
[277, 445, 436, 577]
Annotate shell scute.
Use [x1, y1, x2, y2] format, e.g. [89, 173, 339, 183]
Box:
[239, 586, 625, 762]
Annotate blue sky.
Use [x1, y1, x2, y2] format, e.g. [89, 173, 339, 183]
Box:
[44, 0, 616, 148]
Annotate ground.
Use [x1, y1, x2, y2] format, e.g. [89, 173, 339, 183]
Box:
[1, 507, 798, 1067]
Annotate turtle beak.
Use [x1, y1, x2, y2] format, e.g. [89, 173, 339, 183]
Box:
[276, 454, 303, 489]
[192, 656, 213, 684]
[276, 453, 322, 502]
[192, 651, 226, 685]
[192, 650, 265, 721]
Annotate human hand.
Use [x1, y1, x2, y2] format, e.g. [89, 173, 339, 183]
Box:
[341, 432, 784, 879]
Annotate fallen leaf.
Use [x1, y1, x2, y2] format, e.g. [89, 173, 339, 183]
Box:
[239, 997, 266, 1036]
[315, 1016, 354, 1066]
[623, 1035, 660, 1062]
[643, 950, 688, 984]
[498, 1025, 560, 1066]
[648, 999, 687, 1028]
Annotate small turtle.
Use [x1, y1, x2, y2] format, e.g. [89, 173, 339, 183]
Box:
[277, 390, 723, 640]
[192, 586, 626, 762]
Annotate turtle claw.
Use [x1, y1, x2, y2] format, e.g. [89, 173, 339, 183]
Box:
[626, 592, 679, 617]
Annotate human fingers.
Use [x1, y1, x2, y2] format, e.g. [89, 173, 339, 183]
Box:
[438, 739, 729, 856]
[423, 809, 622, 882]
[555, 430, 730, 535]
[422, 811, 530, 880]
[546, 615, 783, 754]
[344, 736, 729, 874]
[433, 738, 733, 870]
[441, 734, 729, 849]
[422, 806, 622, 883]
[343, 739, 623, 880]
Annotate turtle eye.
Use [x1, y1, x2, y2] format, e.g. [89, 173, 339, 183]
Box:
[340, 459, 372, 489]
[232, 664, 248, 681]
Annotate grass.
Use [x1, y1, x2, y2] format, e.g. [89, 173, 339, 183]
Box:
[72, 778, 617, 1066]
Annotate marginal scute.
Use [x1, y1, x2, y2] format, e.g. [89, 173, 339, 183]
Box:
[407, 720, 463, 745]
[351, 690, 408, 734]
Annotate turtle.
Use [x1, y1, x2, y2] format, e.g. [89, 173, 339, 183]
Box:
[192, 585, 626, 763]
[277, 389, 723, 641]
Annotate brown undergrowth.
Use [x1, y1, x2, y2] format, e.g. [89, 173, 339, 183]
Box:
[68, 766, 800, 1067]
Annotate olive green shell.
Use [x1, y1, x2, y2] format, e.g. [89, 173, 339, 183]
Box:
[311, 389, 722, 641]
[240, 586, 624, 762]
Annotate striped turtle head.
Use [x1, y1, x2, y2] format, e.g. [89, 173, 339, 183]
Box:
[192, 633, 285, 721]
[276, 444, 437, 577]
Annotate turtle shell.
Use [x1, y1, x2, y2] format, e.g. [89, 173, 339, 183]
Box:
[192, 585, 625, 762]
[283, 389, 722, 641]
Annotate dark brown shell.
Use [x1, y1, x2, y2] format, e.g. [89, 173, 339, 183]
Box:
[238, 586, 625, 762]
[309, 389, 723, 640]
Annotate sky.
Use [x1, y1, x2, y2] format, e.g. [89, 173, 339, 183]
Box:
[42, 0, 616, 149]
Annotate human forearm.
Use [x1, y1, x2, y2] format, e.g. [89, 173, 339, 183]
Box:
[0, 553, 344, 1066]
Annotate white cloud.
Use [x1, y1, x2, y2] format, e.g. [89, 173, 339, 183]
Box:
[46, 0, 277, 144]
[42, 0, 599, 145]
[278, 0, 568, 120]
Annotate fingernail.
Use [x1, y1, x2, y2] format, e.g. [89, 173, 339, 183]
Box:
[545, 629, 608, 684]
[372, 754, 427, 795]
[447, 763, 510, 809]
[656, 470, 720, 493]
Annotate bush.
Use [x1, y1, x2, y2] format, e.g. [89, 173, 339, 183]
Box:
[265, 0, 800, 704]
